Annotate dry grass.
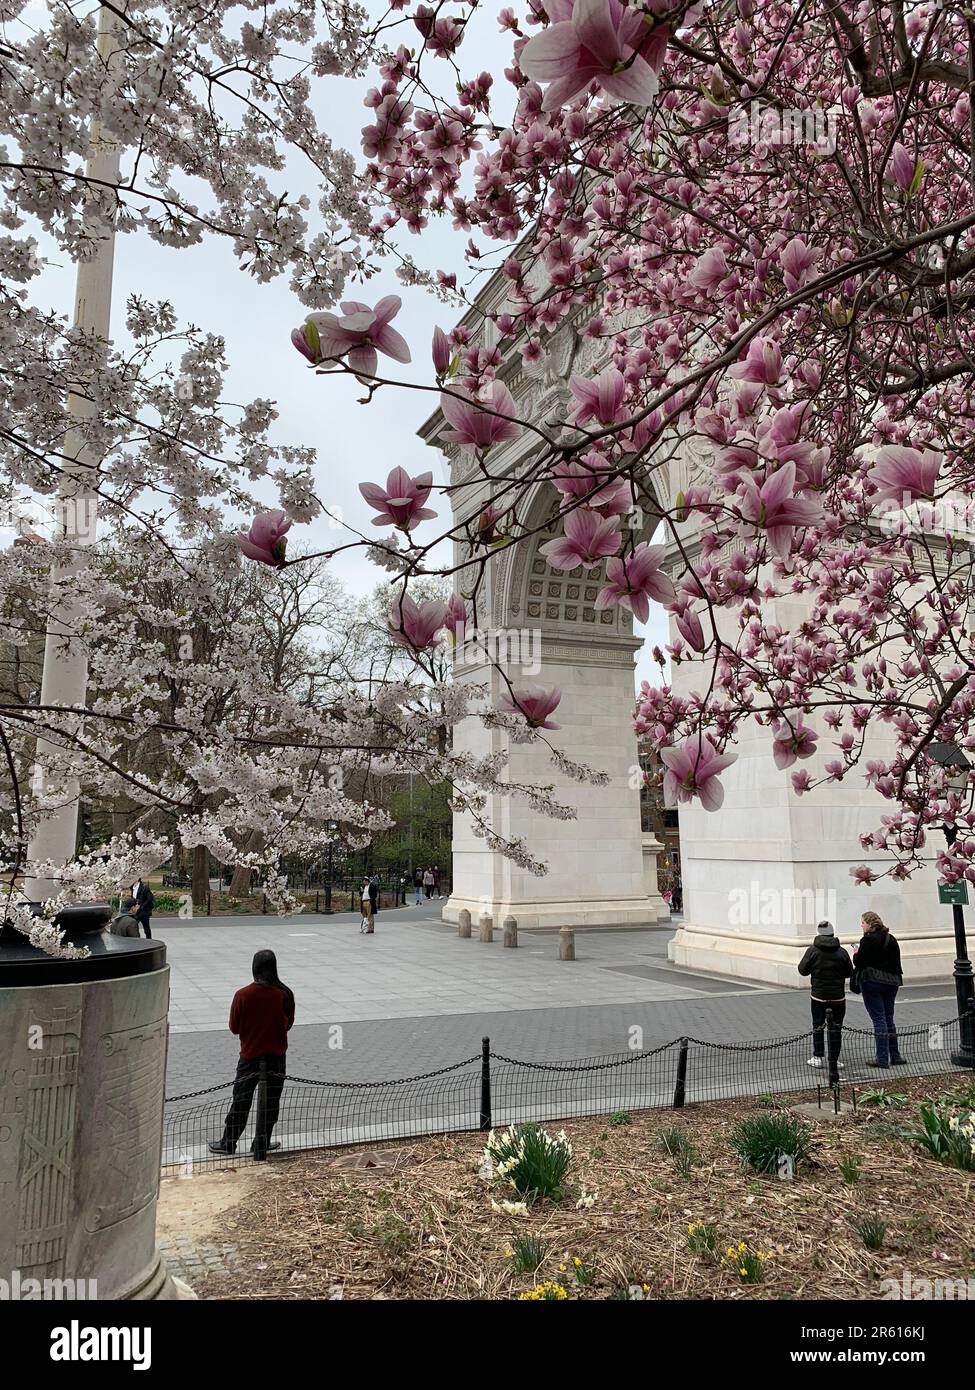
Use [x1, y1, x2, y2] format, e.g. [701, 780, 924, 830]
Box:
[196, 1076, 975, 1300]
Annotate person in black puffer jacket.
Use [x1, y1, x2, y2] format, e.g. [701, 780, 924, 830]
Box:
[853, 911, 905, 1068]
[798, 921, 854, 1070]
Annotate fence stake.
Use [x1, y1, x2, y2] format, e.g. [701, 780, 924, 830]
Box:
[672, 1037, 689, 1108]
[479, 1036, 492, 1132]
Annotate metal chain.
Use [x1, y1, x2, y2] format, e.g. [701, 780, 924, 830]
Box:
[164, 1011, 967, 1105]
[164, 1054, 481, 1104]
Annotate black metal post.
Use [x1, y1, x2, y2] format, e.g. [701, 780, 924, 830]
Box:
[315, 890, 319, 913]
[672, 1037, 689, 1108]
[262, 892, 267, 915]
[479, 1036, 492, 1131]
[325, 883, 332, 914]
[943, 825, 975, 1066]
[206, 890, 211, 916]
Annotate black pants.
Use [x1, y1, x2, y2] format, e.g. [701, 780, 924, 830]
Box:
[138, 913, 152, 939]
[220, 1054, 286, 1152]
[810, 998, 846, 1063]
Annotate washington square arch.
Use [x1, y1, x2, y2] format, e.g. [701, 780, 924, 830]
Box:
[419, 268, 960, 990]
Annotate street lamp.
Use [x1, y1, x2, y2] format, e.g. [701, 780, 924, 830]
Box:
[928, 741, 975, 1067]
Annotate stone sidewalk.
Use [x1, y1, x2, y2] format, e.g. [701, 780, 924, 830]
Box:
[159, 908, 961, 1098]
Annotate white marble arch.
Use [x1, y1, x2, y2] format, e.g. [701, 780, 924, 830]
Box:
[419, 307, 961, 982]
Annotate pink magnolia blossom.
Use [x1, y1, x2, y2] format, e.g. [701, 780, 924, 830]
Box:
[595, 542, 677, 623]
[553, 455, 631, 515]
[520, 0, 670, 111]
[868, 445, 941, 506]
[440, 380, 520, 451]
[889, 142, 916, 190]
[499, 686, 562, 729]
[675, 608, 705, 651]
[569, 365, 627, 427]
[539, 508, 621, 570]
[432, 326, 452, 376]
[729, 336, 783, 385]
[443, 591, 467, 638]
[359, 467, 436, 530]
[660, 735, 738, 811]
[291, 320, 321, 364]
[738, 462, 823, 557]
[306, 296, 411, 378]
[687, 246, 729, 293]
[771, 714, 819, 769]
[780, 236, 819, 292]
[236, 511, 292, 567]
[388, 593, 448, 650]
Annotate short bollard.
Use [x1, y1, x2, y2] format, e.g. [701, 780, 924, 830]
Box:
[479, 912, 494, 943]
[502, 916, 518, 948]
[457, 909, 471, 939]
[558, 926, 575, 960]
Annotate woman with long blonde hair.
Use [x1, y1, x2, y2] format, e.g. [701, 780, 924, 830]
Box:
[853, 912, 905, 1068]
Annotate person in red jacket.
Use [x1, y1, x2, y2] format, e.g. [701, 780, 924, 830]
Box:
[208, 949, 295, 1158]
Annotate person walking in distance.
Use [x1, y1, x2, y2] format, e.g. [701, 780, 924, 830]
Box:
[127, 875, 155, 938]
[853, 911, 905, 1068]
[368, 873, 380, 929]
[432, 864, 441, 899]
[422, 865, 435, 899]
[413, 865, 424, 906]
[208, 950, 295, 1158]
[798, 920, 853, 1070]
[359, 876, 374, 933]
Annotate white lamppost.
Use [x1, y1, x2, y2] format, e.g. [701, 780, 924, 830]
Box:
[24, 4, 123, 903]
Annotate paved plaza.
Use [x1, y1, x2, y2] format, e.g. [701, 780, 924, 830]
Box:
[160, 904, 961, 1099]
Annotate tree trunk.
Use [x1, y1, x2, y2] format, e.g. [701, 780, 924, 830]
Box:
[228, 828, 265, 897]
[192, 843, 209, 909]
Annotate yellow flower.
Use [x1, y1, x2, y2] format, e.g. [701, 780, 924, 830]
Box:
[573, 1257, 582, 1267]
[559, 1263, 567, 1272]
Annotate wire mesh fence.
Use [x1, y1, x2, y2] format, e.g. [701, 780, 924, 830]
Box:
[162, 1010, 975, 1171]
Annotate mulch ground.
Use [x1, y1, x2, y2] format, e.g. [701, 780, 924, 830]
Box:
[200, 1076, 975, 1300]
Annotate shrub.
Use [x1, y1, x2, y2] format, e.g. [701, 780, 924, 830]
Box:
[609, 1110, 632, 1127]
[910, 1102, 975, 1171]
[687, 1221, 719, 1258]
[484, 1123, 572, 1203]
[860, 1088, 907, 1109]
[518, 1280, 567, 1301]
[851, 1215, 886, 1251]
[560, 1253, 597, 1287]
[151, 892, 183, 912]
[658, 1126, 695, 1176]
[729, 1113, 813, 1175]
[839, 1156, 861, 1184]
[720, 1240, 773, 1283]
[507, 1233, 545, 1274]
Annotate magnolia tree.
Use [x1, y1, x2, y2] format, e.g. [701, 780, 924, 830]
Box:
[6, 0, 975, 953]
[304, 0, 975, 896]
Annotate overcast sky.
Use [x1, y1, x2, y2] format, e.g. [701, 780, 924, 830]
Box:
[6, 1, 669, 689]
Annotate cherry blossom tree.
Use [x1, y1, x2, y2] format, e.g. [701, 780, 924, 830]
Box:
[12, 0, 975, 955]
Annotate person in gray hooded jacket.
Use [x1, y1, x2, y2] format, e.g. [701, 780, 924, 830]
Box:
[798, 920, 854, 1069]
